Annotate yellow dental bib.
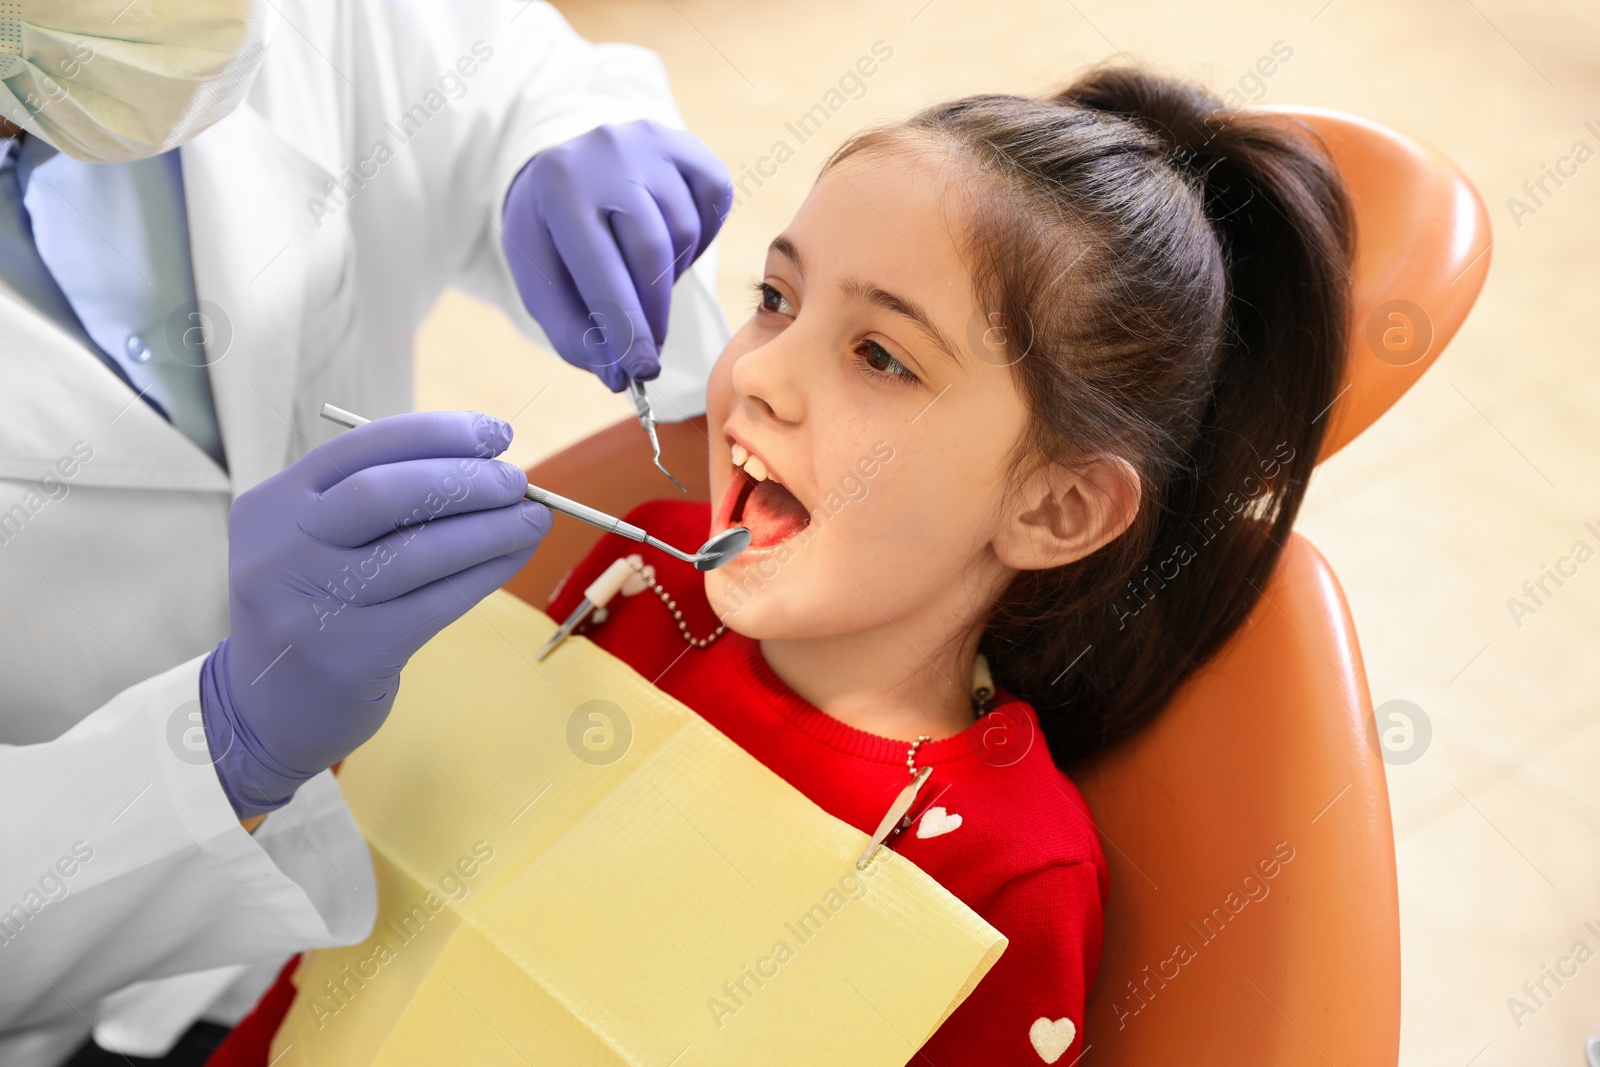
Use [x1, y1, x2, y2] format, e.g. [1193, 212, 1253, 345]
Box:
[271, 589, 1006, 1066]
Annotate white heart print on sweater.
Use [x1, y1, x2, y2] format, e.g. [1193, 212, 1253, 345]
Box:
[1028, 1016, 1077, 1063]
[915, 806, 962, 838]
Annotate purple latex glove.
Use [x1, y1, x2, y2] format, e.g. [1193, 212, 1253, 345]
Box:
[199, 411, 552, 818]
[501, 119, 733, 391]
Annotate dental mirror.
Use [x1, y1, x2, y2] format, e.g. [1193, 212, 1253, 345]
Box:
[318, 404, 752, 572]
[661, 525, 752, 571]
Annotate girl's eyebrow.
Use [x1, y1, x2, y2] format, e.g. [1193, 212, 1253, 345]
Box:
[770, 233, 963, 368]
[770, 235, 804, 274]
[841, 278, 963, 368]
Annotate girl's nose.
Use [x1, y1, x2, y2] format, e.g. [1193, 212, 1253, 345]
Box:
[730, 327, 808, 426]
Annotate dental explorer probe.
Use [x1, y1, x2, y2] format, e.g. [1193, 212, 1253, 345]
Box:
[317, 404, 751, 571]
[627, 379, 688, 493]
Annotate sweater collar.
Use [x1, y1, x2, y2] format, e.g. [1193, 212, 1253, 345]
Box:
[722, 630, 1037, 768]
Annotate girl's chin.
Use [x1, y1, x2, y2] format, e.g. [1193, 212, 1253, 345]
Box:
[702, 566, 815, 638]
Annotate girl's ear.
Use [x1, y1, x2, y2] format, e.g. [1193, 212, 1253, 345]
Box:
[993, 455, 1142, 572]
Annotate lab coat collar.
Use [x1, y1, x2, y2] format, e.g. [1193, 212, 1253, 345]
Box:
[183, 102, 338, 499]
[0, 283, 232, 492]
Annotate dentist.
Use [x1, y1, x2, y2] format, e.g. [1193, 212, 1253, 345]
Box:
[0, 2, 730, 1064]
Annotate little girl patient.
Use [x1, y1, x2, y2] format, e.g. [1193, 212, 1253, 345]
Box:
[547, 64, 1354, 1064]
[209, 63, 1353, 1067]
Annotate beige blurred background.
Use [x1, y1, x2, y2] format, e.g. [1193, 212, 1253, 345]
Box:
[416, 2, 1600, 1063]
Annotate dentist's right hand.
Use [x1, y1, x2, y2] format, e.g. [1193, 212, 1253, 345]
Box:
[199, 411, 552, 819]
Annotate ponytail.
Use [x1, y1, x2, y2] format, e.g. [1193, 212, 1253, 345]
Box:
[827, 66, 1355, 766]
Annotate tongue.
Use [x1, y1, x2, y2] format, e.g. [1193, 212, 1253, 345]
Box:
[742, 479, 810, 548]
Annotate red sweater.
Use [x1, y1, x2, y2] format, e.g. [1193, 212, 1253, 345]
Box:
[210, 500, 1106, 1067]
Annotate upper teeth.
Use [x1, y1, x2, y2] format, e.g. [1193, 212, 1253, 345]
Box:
[731, 443, 769, 482]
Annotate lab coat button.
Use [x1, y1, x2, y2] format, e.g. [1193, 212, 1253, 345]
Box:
[125, 334, 152, 363]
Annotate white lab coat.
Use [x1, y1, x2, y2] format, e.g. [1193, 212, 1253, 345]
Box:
[0, 2, 726, 1063]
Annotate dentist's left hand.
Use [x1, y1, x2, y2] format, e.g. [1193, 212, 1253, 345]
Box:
[200, 412, 552, 818]
[501, 119, 733, 392]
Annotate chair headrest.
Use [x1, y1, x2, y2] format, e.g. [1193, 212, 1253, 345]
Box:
[1259, 106, 1492, 464]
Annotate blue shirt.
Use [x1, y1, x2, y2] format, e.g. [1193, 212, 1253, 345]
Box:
[0, 136, 226, 470]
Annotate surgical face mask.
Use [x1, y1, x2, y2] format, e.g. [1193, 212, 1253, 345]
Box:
[0, 1, 278, 163]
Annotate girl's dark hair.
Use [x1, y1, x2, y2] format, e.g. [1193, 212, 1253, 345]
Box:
[825, 65, 1355, 767]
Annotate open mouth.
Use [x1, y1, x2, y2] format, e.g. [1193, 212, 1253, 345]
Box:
[720, 440, 811, 550]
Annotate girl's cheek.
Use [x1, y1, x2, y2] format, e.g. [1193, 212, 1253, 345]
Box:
[706, 389, 728, 432]
[707, 355, 753, 443]
[706, 320, 771, 422]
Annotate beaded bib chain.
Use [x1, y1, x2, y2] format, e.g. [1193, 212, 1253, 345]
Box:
[585, 556, 998, 774]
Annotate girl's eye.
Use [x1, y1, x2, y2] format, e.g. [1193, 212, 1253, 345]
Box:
[751, 280, 918, 387]
[754, 281, 796, 317]
[855, 339, 919, 386]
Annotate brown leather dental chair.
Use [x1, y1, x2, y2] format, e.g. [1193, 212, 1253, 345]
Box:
[502, 106, 1493, 1067]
